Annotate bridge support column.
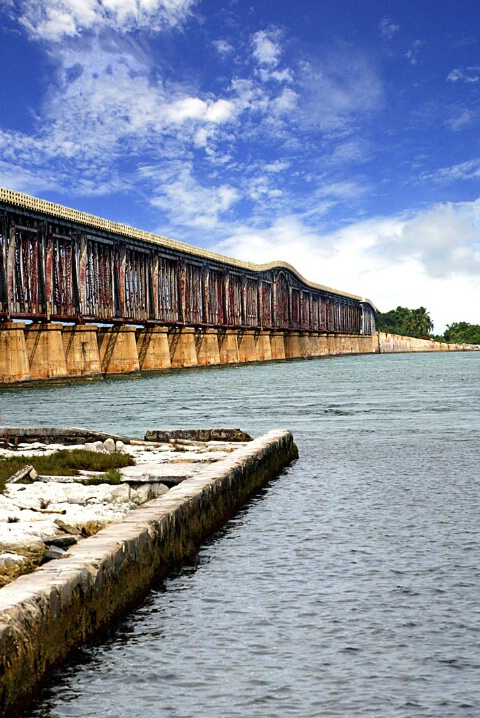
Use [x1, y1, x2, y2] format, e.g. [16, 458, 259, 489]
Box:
[309, 333, 321, 357]
[255, 331, 272, 361]
[284, 331, 301, 359]
[337, 334, 350, 354]
[218, 330, 239, 364]
[98, 326, 140, 375]
[62, 325, 102, 378]
[237, 330, 259, 362]
[299, 333, 312, 358]
[0, 322, 30, 383]
[195, 329, 221, 366]
[317, 334, 328, 356]
[270, 332, 286, 360]
[168, 327, 198, 368]
[25, 323, 68, 380]
[349, 335, 360, 354]
[136, 326, 171, 371]
[326, 333, 337, 355]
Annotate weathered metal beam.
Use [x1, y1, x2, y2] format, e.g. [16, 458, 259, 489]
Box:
[0, 190, 377, 334]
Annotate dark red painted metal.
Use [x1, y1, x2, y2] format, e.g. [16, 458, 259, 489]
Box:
[0, 202, 376, 334]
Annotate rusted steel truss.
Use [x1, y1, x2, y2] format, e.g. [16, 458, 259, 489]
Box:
[0, 205, 376, 334]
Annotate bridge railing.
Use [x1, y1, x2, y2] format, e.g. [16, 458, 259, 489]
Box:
[0, 194, 376, 334]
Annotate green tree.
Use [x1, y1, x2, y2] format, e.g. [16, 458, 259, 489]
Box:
[375, 306, 433, 338]
[402, 307, 434, 338]
[444, 322, 480, 344]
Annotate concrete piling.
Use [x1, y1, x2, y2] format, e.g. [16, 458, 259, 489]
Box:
[0, 325, 470, 387]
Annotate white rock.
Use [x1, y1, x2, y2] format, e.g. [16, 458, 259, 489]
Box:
[115, 440, 125, 453]
[103, 438, 116, 453]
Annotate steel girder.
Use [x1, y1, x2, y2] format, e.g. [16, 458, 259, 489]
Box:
[0, 205, 376, 334]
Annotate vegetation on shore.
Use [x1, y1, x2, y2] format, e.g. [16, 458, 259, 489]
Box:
[0, 449, 135, 494]
[376, 307, 480, 344]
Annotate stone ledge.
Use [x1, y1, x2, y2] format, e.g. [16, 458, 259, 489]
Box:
[0, 429, 298, 717]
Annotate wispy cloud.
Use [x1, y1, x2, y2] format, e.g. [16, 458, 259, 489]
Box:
[143, 164, 240, 230]
[296, 52, 383, 133]
[14, 0, 196, 40]
[420, 159, 480, 184]
[379, 17, 400, 41]
[447, 66, 480, 83]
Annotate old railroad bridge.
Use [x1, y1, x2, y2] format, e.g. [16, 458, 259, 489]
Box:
[0, 188, 378, 384]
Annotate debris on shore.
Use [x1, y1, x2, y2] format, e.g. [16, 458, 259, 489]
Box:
[0, 427, 252, 587]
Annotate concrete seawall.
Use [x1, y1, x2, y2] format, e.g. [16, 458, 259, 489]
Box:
[0, 326, 473, 386]
[0, 429, 298, 717]
[376, 332, 468, 353]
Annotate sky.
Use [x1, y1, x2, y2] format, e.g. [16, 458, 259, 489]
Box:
[0, 1, 479, 332]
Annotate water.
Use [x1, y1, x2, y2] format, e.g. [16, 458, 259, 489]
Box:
[3, 352, 479, 717]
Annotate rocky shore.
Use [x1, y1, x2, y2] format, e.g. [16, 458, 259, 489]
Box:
[0, 428, 252, 587]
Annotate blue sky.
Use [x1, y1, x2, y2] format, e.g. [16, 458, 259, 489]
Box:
[1, 0, 479, 331]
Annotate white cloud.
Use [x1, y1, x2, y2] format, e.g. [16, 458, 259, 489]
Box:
[252, 28, 282, 67]
[444, 109, 474, 132]
[379, 17, 399, 40]
[297, 53, 382, 132]
[165, 97, 234, 124]
[447, 66, 480, 83]
[405, 40, 423, 66]
[211, 201, 480, 332]
[147, 166, 240, 230]
[420, 159, 480, 184]
[16, 0, 196, 41]
[213, 39, 234, 56]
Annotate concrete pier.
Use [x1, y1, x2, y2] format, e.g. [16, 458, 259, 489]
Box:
[168, 327, 198, 368]
[255, 331, 272, 362]
[270, 332, 286, 360]
[218, 330, 240, 364]
[0, 430, 298, 717]
[237, 330, 259, 363]
[98, 326, 140, 375]
[0, 323, 30, 383]
[136, 326, 171, 372]
[299, 333, 312, 358]
[25, 323, 68, 380]
[62, 325, 102, 378]
[284, 331, 301, 359]
[195, 329, 221, 366]
[0, 325, 471, 388]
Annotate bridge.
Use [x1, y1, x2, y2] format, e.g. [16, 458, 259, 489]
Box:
[0, 188, 377, 384]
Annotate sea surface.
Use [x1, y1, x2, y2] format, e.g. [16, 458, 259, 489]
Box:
[3, 351, 479, 718]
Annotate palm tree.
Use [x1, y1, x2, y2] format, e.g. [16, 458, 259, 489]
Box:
[402, 307, 433, 337]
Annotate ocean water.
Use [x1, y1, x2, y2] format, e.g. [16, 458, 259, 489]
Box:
[3, 351, 479, 718]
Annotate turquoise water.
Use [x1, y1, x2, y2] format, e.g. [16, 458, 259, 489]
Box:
[5, 352, 479, 717]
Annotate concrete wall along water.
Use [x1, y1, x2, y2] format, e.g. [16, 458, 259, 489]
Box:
[0, 430, 298, 717]
[0, 326, 472, 386]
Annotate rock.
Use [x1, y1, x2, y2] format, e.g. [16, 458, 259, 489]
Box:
[0, 552, 32, 586]
[54, 519, 83, 536]
[0, 535, 47, 564]
[42, 534, 78, 548]
[115, 440, 125, 452]
[41, 545, 66, 563]
[103, 438, 116, 453]
[144, 428, 253, 443]
[6, 465, 38, 484]
[106, 484, 131, 504]
[128, 482, 169, 505]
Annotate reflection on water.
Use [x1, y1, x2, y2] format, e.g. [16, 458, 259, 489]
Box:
[3, 352, 478, 717]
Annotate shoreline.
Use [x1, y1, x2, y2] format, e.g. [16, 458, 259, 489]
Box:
[0, 428, 298, 716]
